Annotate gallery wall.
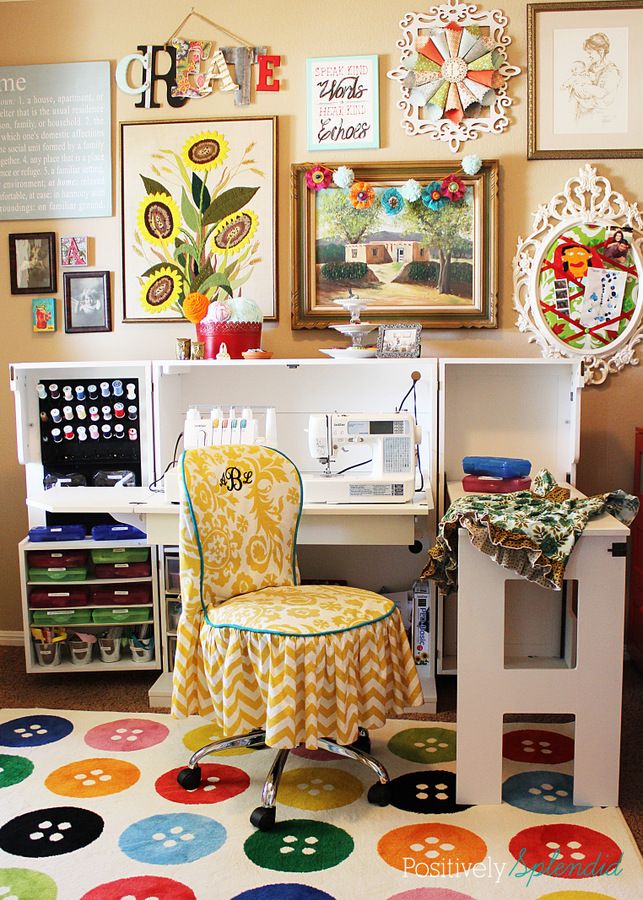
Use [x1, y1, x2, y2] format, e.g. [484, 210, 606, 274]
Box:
[0, 0, 641, 631]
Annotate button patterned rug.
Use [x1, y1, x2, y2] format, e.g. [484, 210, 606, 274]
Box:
[0, 709, 641, 899]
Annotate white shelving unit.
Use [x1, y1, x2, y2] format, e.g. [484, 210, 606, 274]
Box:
[436, 358, 583, 675]
[19, 537, 161, 674]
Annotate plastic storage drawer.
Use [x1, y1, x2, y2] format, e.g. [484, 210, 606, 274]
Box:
[32, 608, 93, 626]
[28, 525, 86, 542]
[29, 587, 89, 608]
[462, 475, 532, 493]
[92, 608, 151, 624]
[90, 547, 149, 564]
[28, 567, 88, 582]
[91, 524, 146, 541]
[28, 550, 89, 569]
[90, 585, 152, 606]
[93, 561, 151, 579]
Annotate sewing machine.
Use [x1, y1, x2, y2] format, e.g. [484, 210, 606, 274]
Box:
[304, 412, 421, 503]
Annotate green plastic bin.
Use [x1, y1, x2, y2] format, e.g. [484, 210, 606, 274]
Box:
[28, 567, 88, 582]
[90, 547, 150, 564]
[91, 608, 150, 624]
[32, 609, 93, 626]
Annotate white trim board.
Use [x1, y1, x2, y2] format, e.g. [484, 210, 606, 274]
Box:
[0, 630, 23, 646]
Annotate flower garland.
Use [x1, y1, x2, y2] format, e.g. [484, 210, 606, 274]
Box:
[305, 155, 482, 215]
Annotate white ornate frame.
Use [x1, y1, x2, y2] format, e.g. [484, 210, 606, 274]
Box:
[513, 165, 643, 385]
[386, 1, 521, 153]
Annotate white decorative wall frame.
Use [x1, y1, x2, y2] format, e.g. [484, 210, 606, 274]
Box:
[386, 1, 521, 153]
[513, 165, 643, 385]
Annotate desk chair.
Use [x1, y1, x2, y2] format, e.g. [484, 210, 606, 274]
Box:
[172, 445, 423, 830]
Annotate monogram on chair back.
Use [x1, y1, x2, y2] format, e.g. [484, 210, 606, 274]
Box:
[179, 446, 303, 612]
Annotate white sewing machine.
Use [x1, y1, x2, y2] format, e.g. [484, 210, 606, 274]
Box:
[304, 412, 421, 503]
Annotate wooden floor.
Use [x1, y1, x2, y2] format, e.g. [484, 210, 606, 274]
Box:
[1, 645, 641, 851]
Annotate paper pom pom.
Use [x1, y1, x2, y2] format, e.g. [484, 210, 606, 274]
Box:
[400, 179, 422, 202]
[182, 292, 210, 324]
[306, 165, 333, 191]
[381, 188, 404, 216]
[332, 166, 354, 189]
[462, 154, 482, 175]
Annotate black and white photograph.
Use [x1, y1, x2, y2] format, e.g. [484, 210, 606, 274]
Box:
[63, 270, 112, 333]
[9, 232, 57, 294]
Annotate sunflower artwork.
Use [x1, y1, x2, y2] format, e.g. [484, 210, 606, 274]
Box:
[121, 117, 276, 322]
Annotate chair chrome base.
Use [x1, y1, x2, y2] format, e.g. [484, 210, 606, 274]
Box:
[177, 726, 392, 831]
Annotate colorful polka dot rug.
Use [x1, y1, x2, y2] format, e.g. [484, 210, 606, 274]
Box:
[0, 710, 641, 899]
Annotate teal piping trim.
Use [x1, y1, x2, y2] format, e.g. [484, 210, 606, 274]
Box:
[182, 447, 306, 627]
[208, 603, 396, 638]
[180, 450, 209, 619]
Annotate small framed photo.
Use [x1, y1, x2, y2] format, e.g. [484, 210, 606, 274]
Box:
[9, 232, 57, 294]
[60, 236, 88, 267]
[63, 271, 112, 333]
[32, 298, 56, 333]
[377, 323, 422, 358]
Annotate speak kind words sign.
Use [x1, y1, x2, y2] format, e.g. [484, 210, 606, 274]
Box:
[307, 55, 379, 151]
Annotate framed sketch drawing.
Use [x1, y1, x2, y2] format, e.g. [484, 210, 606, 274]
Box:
[120, 116, 277, 322]
[291, 160, 498, 329]
[528, 1, 643, 159]
[307, 55, 380, 151]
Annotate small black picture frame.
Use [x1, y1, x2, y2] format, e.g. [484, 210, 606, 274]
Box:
[9, 232, 57, 294]
[63, 270, 112, 333]
[376, 323, 422, 358]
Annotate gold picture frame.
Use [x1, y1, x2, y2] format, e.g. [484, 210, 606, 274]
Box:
[291, 160, 498, 329]
[527, 1, 643, 160]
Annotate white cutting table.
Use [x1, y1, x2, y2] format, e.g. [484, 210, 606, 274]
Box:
[448, 481, 630, 807]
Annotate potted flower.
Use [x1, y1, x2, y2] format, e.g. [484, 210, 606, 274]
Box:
[134, 129, 263, 357]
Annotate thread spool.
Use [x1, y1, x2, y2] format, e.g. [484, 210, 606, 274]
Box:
[51, 428, 62, 443]
[101, 424, 112, 440]
[114, 424, 125, 439]
[102, 405, 112, 421]
[89, 406, 99, 421]
[75, 385, 86, 400]
[62, 386, 73, 401]
[50, 408, 62, 424]
[89, 425, 99, 440]
[77, 426, 87, 441]
[127, 406, 138, 421]
[128, 427, 138, 441]
[63, 406, 74, 421]
[100, 381, 110, 398]
[112, 380, 123, 397]
[114, 402, 125, 419]
[37, 383, 47, 400]
[49, 383, 60, 399]
[126, 383, 136, 400]
[63, 425, 74, 441]
[75, 404, 87, 420]
[88, 384, 98, 399]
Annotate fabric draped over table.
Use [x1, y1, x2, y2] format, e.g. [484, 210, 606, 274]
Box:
[171, 446, 423, 749]
[422, 469, 639, 592]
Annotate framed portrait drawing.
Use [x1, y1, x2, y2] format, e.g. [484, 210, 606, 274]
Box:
[9, 232, 57, 294]
[291, 160, 498, 329]
[527, 1, 643, 159]
[63, 271, 112, 333]
[377, 323, 422, 358]
[120, 116, 277, 323]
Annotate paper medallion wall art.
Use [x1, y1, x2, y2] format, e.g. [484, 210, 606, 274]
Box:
[513, 165, 643, 385]
[387, 0, 521, 152]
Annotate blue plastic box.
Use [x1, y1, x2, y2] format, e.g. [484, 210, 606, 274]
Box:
[28, 525, 86, 542]
[462, 456, 532, 479]
[91, 524, 147, 541]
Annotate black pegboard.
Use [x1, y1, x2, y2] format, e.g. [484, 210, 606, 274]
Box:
[38, 377, 142, 485]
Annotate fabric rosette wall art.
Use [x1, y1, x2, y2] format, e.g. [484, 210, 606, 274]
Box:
[120, 117, 276, 322]
[387, 0, 521, 151]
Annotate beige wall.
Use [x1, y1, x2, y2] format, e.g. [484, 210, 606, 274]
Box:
[1, 0, 641, 631]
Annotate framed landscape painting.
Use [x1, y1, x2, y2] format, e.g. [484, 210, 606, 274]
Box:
[120, 116, 277, 322]
[291, 160, 498, 328]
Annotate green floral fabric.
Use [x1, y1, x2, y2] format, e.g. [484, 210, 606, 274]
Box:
[422, 470, 639, 592]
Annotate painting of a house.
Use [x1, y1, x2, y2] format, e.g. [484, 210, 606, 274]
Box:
[345, 240, 430, 264]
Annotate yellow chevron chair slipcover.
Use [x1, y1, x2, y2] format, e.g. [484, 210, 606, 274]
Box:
[172, 445, 423, 829]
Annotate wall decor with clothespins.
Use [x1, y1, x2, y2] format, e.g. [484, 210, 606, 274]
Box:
[115, 6, 281, 109]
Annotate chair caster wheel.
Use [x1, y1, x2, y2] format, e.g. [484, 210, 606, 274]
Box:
[250, 805, 276, 831]
[352, 728, 371, 754]
[177, 766, 202, 790]
[367, 781, 392, 807]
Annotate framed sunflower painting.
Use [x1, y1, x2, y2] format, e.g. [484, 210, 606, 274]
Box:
[120, 116, 277, 322]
